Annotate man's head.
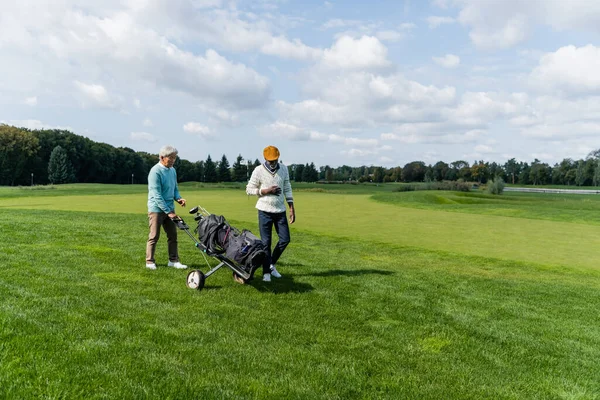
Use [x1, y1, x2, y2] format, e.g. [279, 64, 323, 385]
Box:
[263, 145, 280, 168]
[159, 145, 178, 168]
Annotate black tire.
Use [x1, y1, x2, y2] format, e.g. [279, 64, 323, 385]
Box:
[186, 269, 205, 291]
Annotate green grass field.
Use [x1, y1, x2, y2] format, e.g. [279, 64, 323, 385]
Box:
[1, 184, 600, 399]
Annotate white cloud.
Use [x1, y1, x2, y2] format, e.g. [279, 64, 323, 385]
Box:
[133, 98, 142, 109]
[260, 36, 322, 61]
[197, 105, 240, 126]
[341, 148, 378, 157]
[530, 45, 600, 93]
[130, 131, 158, 142]
[74, 81, 118, 109]
[454, 0, 600, 50]
[24, 96, 37, 106]
[432, 0, 449, 9]
[322, 19, 361, 30]
[169, 7, 320, 61]
[475, 144, 493, 153]
[433, 54, 460, 68]
[321, 35, 391, 70]
[261, 121, 379, 148]
[376, 30, 405, 43]
[143, 118, 153, 127]
[0, 3, 272, 111]
[426, 16, 455, 28]
[183, 122, 215, 139]
[381, 128, 486, 145]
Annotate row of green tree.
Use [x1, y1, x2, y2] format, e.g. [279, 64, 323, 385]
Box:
[2, 124, 600, 186]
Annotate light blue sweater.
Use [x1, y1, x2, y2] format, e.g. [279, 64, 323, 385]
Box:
[147, 162, 181, 213]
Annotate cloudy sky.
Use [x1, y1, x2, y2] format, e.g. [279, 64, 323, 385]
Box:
[2, 0, 600, 167]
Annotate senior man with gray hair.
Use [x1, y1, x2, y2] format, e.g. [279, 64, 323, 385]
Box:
[145, 145, 188, 270]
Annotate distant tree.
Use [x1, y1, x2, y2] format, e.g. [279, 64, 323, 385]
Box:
[232, 154, 247, 182]
[587, 149, 600, 160]
[504, 158, 519, 184]
[294, 164, 304, 182]
[471, 161, 489, 183]
[451, 160, 471, 181]
[325, 167, 334, 182]
[193, 160, 205, 182]
[432, 161, 449, 181]
[217, 154, 231, 182]
[424, 165, 434, 182]
[176, 159, 195, 182]
[529, 159, 551, 185]
[594, 160, 600, 187]
[518, 163, 531, 185]
[373, 167, 384, 183]
[47, 145, 74, 184]
[401, 161, 426, 182]
[0, 125, 40, 185]
[390, 167, 402, 182]
[489, 162, 504, 180]
[576, 160, 585, 187]
[301, 162, 318, 182]
[204, 155, 218, 183]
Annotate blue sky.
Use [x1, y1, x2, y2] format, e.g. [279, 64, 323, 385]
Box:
[2, 0, 600, 167]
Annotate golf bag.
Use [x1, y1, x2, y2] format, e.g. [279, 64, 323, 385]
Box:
[196, 214, 266, 274]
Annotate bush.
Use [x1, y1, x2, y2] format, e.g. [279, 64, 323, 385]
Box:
[394, 184, 417, 192]
[486, 178, 505, 195]
[392, 181, 471, 192]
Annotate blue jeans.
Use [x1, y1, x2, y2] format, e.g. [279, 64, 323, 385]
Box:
[258, 210, 290, 274]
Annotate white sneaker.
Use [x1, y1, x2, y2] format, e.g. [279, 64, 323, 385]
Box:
[168, 261, 188, 269]
[146, 263, 157, 270]
[270, 265, 282, 278]
[263, 273, 271, 282]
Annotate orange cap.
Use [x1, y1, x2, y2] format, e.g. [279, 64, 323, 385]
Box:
[263, 145, 280, 161]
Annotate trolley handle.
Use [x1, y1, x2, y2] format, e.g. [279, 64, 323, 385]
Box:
[171, 216, 189, 230]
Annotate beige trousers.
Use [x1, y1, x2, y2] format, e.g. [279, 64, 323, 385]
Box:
[146, 212, 179, 264]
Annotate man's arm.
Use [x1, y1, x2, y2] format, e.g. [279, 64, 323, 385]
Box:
[173, 170, 186, 207]
[283, 165, 295, 223]
[246, 167, 262, 196]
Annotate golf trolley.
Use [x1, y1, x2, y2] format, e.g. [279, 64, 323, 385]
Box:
[173, 205, 266, 291]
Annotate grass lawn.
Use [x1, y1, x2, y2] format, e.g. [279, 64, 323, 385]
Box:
[1, 184, 600, 398]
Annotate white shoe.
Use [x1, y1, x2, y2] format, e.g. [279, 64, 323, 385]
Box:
[270, 265, 282, 278]
[146, 263, 157, 270]
[168, 261, 188, 269]
[263, 273, 271, 282]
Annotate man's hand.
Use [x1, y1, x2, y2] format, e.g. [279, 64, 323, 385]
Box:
[168, 212, 177, 219]
[262, 185, 281, 195]
[289, 205, 295, 224]
[177, 198, 186, 207]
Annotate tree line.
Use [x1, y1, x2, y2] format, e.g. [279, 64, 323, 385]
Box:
[2, 124, 600, 186]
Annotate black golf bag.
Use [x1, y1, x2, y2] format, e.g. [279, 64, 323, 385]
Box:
[196, 214, 266, 275]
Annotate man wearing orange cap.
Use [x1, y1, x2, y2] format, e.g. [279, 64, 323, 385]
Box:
[245, 145, 295, 282]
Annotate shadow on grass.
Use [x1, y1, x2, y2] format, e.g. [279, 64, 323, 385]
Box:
[299, 269, 394, 277]
[184, 265, 313, 293]
[249, 275, 314, 294]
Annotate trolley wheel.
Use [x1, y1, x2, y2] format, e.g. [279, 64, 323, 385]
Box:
[186, 269, 205, 290]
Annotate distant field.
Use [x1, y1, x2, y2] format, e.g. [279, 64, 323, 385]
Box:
[2, 185, 600, 269]
[1, 184, 600, 398]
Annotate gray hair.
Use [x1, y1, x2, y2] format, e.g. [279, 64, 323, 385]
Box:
[159, 145, 178, 158]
